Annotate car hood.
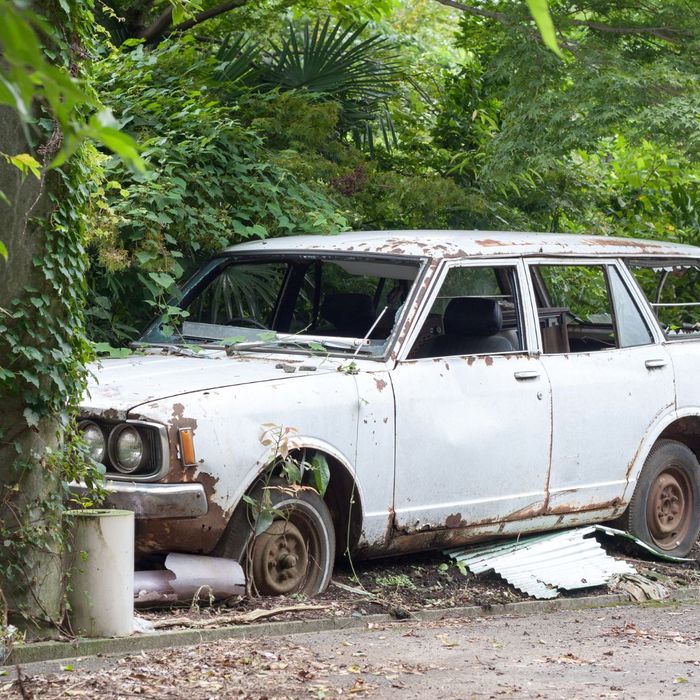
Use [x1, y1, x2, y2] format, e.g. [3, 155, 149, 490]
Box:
[81, 350, 327, 419]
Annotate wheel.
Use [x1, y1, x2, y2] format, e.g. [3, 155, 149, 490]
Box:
[213, 478, 335, 596]
[248, 485, 335, 596]
[225, 316, 267, 329]
[624, 439, 700, 557]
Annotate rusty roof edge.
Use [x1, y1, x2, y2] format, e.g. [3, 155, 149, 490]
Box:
[224, 231, 700, 260]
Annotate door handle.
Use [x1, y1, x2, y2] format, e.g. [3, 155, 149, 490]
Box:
[645, 359, 667, 370]
[514, 371, 540, 380]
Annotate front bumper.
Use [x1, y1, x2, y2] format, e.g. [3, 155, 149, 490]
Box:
[69, 480, 208, 519]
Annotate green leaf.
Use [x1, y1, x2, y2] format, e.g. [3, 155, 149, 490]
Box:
[0, 240, 7, 260]
[171, 4, 186, 25]
[4, 152, 42, 179]
[282, 459, 302, 485]
[88, 125, 145, 173]
[148, 272, 176, 289]
[254, 510, 275, 536]
[525, 0, 563, 58]
[311, 453, 330, 496]
[23, 408, 40, 429]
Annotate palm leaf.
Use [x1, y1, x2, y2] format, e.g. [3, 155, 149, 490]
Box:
[261, 18, 402, 103]
[215, 32, 260, 84]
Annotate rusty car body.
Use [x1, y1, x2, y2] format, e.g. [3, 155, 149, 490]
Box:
[74, 231, 700, 594]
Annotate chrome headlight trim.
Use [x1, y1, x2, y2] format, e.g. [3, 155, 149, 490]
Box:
[108, 424, 146, 474]
[78, 420, 106, 464]
[105, 420, 170, 482]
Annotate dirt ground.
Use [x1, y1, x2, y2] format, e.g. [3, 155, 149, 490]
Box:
[1, 532, 698, 699]
[4, 602, 700, 698]
[136, 532, 700, 629]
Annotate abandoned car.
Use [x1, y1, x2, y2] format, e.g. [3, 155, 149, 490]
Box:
[74, 231, 700, 595]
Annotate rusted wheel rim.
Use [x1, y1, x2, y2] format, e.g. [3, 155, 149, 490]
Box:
[251, 518, 315, 594]
[646, 467, 693, 550]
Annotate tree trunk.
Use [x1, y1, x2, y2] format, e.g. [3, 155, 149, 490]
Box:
[0, 106, 65, 630]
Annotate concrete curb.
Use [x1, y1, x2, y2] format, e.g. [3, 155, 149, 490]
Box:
[4, 586, 700, 667]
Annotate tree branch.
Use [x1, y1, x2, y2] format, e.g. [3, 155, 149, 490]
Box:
[567, 18, 688, 44]
[140, 0, 250, 45]
[434, 0, 512, 24]
[434, 0, 689, 46]
[172, 0, 249, 33]
[140, 6, 173, 43]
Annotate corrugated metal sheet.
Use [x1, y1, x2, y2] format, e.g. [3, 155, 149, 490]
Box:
[445, 527, 636, 599]
[593, 525, 695, 563]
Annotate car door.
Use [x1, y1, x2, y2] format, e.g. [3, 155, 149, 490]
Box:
[390, 259, 553, 536]
[526, 258, 675, 515]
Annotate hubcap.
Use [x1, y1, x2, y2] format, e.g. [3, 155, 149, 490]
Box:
[646, 468, 692, 550]
[251, 520, 310, 594]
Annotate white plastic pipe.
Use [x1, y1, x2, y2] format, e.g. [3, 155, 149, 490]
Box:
[66, 509, 134, 637]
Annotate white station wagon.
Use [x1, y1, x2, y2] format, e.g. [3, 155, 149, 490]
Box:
[76, 231, 700, 595]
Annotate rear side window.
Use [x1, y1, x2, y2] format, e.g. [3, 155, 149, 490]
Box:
[531, 263, 653, 353]
[629, 260, 700, 341]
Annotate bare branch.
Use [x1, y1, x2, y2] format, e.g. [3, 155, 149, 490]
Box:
[140, 0, 250, 44]
[172, 0, 249, 33]
[433, 0, 511, 24]
[140, 6, 173, 43]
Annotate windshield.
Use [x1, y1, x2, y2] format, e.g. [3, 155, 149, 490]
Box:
[139, 254, 422, 356]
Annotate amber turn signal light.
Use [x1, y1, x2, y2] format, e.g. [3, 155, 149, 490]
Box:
[178, 427, 197, 466]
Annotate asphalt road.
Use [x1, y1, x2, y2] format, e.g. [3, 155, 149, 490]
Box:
[3, 602, 700, 698]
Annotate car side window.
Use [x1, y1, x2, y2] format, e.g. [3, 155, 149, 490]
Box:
[531, 264, 616, 353]
[531, 263, 653, 353]
[628, 260, 700, 341]
[409, 265, 524, 359]
[608, 267, 654, 348]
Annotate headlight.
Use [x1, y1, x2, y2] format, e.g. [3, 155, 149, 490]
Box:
[109, 425, 146, 474]
[79, 421, 106, 463]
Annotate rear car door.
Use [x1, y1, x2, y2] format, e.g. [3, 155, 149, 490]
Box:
[526, 259, 675, 516]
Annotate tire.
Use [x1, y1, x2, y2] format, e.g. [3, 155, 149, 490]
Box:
[624, 439, 700, 557]
[221, 479, 335, 597]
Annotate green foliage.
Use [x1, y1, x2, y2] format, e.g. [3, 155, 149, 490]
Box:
[215, 18, 404, 150]
[559, 136, 700, 244]
[87, 38, 348, 343]
[84, 0, 699, 347]
[0, 0, 143, 171]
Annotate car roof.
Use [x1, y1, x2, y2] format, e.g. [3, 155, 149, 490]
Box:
[225, 230, 700, 260]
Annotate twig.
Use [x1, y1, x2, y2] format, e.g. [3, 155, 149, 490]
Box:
[15, 665, 32, 700]
[151, 604, 329, 629]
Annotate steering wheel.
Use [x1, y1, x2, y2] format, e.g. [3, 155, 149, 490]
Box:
[225, 316, 268, 329]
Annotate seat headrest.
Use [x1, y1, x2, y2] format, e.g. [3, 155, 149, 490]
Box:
[444, 297, 503, 336]
[321, 293, 374, 330]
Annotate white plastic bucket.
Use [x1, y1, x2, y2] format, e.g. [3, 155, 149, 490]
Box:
[66, 509, 134, 637]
